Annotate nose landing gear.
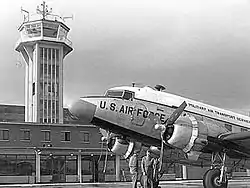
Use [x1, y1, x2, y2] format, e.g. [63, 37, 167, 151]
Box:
[203, 152, 228, 188]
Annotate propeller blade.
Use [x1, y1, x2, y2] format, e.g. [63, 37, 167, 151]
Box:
[158, 138, 164, 172]
[166, 101, 187, 125]
[101, 129, 110, 173]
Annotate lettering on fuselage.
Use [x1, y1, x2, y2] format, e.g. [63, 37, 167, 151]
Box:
[188, 102, 250, 124]
[99, 100, 167, 124]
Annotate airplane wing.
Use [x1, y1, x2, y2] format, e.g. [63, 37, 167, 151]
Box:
[219, 132, 250, 158]
[221, 132, 250, 141]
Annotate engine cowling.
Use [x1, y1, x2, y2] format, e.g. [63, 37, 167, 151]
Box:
[163, 115, 208, 160]
[108, 137, 142, 159]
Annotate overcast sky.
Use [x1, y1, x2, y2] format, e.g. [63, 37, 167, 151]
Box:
[1, 0, 250, 115]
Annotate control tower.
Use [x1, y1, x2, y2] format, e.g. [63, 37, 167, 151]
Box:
[15, 2, 73, 123]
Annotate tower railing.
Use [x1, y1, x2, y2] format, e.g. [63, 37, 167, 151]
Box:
[15, 34, 72, 50]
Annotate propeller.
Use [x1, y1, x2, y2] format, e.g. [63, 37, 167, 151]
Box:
[103, 130, 110, 173]
[155, 101, 187, 172]
[165, 101, 187, 126]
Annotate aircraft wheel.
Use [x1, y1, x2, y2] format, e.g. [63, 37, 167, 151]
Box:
[203, 169, 228, 188]
[203, 170, 209, 188]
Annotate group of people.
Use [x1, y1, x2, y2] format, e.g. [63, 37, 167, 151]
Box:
[129, 150, 161, 188]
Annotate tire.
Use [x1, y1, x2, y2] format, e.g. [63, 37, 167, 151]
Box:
[203, 170, 209, 188]
[203, 169, 228, 188]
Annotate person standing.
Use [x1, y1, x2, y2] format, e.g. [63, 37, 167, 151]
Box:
[129, 151, 139, 188]
[141, 150, 154, 188]
[153, 158, 161, 188]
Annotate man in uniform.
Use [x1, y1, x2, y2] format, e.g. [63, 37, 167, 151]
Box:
[129, 150, 139, 188]
[141, 150, 154, 188]
[153, 158, 161, 188]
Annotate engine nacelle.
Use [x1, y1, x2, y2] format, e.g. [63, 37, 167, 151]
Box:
[163, 115, 208, 161]
[108, 137, 142, 159]
[167, 123, 192, 149]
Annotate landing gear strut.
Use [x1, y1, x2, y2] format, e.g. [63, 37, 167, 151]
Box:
[203, 152, 228, 188]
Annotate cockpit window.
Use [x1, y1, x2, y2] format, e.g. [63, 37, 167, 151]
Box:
[123, 91, 134, 100]
[105, 90, 123, 98]
[105, 90, 134, 100]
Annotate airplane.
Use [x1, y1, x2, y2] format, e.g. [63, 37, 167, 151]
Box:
[69, 84, 250, 188]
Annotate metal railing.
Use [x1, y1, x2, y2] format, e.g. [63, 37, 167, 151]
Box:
[16, 35, 72, 49]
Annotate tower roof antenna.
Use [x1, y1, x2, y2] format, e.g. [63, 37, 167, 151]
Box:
[21, 7, 29, 22]
[36, 1, 52, 20]
[61, 15, 74, 22]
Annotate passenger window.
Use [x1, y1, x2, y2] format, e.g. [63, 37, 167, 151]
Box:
[241, 128, 248, 132]
[225, 124, 232, 132]
[123, 91, 134, 100]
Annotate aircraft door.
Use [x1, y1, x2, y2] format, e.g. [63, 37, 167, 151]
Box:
[131, 103, 147, 126]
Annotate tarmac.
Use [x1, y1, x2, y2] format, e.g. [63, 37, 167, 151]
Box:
[1, 180, 250, 188]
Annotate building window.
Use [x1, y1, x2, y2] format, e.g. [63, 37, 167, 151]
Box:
[41, 130, 51, 142]
[0, 129, 9, 141]
[20, 129, 30, 141]
[61, 131, 70, 142]
[32, 83, 35, 95]
[225, 124, 232, 132]
[80, 131, 90, 143]
[0, 154, 35, 176]
[66, 155, 77, 175]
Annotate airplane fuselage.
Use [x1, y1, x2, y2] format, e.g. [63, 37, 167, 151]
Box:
[88, 86, 250, 143]
[69, 85, 250, 168]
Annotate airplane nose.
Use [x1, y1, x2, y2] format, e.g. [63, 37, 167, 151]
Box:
[69, 99, 96, 123]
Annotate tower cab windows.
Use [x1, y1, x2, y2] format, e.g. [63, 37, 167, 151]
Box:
[22, 23, 42, 38]
[43, 23, 59, 38]
[105, 90, 134, 100]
